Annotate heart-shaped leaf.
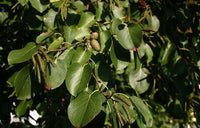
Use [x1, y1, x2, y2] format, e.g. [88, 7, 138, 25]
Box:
[110, 38, 130, 70]
[72, 47, 91, 65]
[66, 63, 91, 96]
[72, 1, 86, 11]
[45, 48, 75, 89]
[36, 31, 54, 44]
[30, 0, 48, 13]
[68, 90, 104, 127]
[129, 68, 150, 94]
[130, 96, 153, 127]
[159, 41, 176, 65]
[146, 15, 160, 32]
[78, 12, 96, 28]
[43, 9, 57, 29]
[112, 18, 142, 50]
[99, 29, 111, 53]
[8, 42, 40, 65]
[15, 100, 33, 117]
[14, 65, 32, 100]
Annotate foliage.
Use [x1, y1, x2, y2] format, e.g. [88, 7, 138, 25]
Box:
[0, 0, 200, 127]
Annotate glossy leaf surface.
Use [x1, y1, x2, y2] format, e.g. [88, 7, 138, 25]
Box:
[66, 63, 91, 96]
[8, 42, 40, 65]
[68, 91, 104, 127]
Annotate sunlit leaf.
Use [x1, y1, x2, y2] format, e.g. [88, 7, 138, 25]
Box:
[66, 63, 91, 96]
[8, 42, 40, 65]
[129, 68, 150, 94]
[68, 90, 105, 127]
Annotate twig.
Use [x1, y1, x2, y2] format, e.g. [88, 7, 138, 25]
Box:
[46, 41, 82, 53]
[91, 73, 111, 97]
[137, 6, 150, 23]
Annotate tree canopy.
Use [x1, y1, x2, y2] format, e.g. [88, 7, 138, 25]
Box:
[0, 0, 200, 127]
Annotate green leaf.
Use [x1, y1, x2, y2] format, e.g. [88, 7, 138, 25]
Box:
[110, 38, 130, 70]
[36, 31, 54, 44]
[45, 48, 75, 89]
[146, 15, 160, 32]
[15, 100, 33, 117]
[68, 91, 104, 127]
[96, 1, 106, 21]
[95, 61, 112, 82]
[66, 63, 91, 96]
[99, 29, 111, 53]
[30, 0, 48, 13]
[72, 1, 86, 11]
[72, 47, 91, 65]
[113, 19, 142, 50]
[43, 9, 58, 29]
[18, 0, 28, 6]
[75, 27, 90, 41]
[48, 37, 64, 50]
[159, 41, 176, 65]
[113, 93, 137, 124]
[112, 6, 124, 19]
[129, 68, 150, 94]
[130, 96, 153, 127]
[138, 41, 153, 63]
[78, 12, 96, 28]
[8, 42, 40, 65]
[14, 65, 32, 100]
[64, 25, 77, 43]
[0, 12, 8, 24]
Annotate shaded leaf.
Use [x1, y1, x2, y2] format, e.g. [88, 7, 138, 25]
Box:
[14, 65, 32, 100]
[95, 61, 112, 82]
[8, 42, 40, 65]
[15, 100, 33, 117]
[30, 0, 48, 13]
[159, 41, 176, 65]
[110, 38, 130, 70]
[99, 29, 111, 53]
[36, 31, 54, 44]
[146, 15, 160, 32]
[130, 96, 153, 127]
[18, 0, 28, 6]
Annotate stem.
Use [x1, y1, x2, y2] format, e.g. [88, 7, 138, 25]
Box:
[91, 73, 111, 97]
[46, 41, 82, 53]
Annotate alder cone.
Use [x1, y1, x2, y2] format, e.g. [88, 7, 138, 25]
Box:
[91, 39, 101, 51]
[91, 32, 99, 39]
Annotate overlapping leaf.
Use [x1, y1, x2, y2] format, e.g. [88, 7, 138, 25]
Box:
[130, 96, 153, 127]
[68, 90, 105, 127]
[129, 68, 150, 94]
[14, 65, 32, 100]
[30, 0, 48, 13]
[45, 48, 74, 89]
[72, 47, 91, 65]
[112, 18, 142, 50]
[8, 42, 40, 65]
[66, 63, 91, 96]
